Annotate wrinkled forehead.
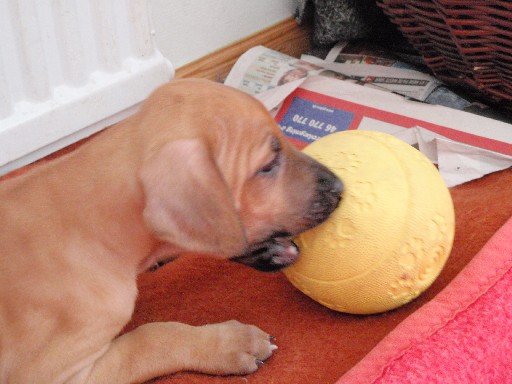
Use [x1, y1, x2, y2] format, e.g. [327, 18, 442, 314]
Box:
[205, 93, 285, 187]
[211, 104, 281, 157]
[141, 79, 284, 145]
[206, 86, 283, 145]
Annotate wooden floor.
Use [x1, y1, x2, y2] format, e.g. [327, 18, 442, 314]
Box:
[175, 18, 312, 81]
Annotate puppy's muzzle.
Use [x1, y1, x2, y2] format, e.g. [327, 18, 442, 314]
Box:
[307, 162, 344, 225]
[233, 164, 343, 272]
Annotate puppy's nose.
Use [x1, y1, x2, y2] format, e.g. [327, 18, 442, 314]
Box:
[316, 165, 344, 213]
[318, 166, 343, 195]
[328, 177, 343, 195]
[327, 177, 344, 207]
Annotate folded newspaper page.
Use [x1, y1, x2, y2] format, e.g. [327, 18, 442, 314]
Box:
[224, 45, 386, 97]
[300, 58, 440, 102]
[224, 46, 512, 187]
[321, 41, 488, 112]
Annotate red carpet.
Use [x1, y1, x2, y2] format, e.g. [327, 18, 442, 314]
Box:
[126, 168, 512, 383]
[338, 215, 512, 384]
[2, 137, 511, 383]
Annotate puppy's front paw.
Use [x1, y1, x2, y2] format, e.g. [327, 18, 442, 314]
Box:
[195, 320, 277, 375]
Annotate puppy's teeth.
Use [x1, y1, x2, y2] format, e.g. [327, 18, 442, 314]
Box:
[270, 344, 278, 351]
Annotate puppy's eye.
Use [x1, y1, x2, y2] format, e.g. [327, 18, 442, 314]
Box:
[258, 153, 281, 176]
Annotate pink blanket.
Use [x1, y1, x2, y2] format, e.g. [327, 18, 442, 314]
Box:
[337, 216, 512, 383]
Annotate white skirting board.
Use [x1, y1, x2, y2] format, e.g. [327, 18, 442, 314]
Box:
[0, 0, 174, 175]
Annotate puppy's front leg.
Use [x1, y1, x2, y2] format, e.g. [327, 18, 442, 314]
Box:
[84, 320, 276, 384]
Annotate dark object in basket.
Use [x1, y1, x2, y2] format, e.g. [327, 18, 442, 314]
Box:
[377, 0, 512, 109]
[296, 0, 400, 46]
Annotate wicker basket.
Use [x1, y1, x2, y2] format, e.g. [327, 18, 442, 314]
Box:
[377, 0, 512, 109]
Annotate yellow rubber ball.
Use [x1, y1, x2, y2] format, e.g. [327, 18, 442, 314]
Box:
[284, 130, 455, 314]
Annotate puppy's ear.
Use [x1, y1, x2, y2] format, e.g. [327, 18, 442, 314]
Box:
[139, 139, 248, 257]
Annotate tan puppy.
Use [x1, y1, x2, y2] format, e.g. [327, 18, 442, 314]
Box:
[0, 79, 342, 383]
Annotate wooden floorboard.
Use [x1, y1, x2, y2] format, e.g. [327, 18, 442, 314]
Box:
[175, 18, 312, 81]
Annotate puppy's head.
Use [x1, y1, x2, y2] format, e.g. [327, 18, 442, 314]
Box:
[139, 79, 343, 271]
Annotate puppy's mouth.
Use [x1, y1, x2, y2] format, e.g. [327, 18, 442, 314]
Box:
[231, 234, 299, 272]
[232, 164, 343, 273]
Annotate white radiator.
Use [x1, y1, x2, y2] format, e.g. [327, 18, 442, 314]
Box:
[0, 0, 173, 175]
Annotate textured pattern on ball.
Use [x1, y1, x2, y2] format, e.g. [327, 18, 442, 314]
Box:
[284, 130, 455, 314]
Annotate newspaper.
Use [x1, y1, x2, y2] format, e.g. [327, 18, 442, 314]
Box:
[224, 46, 383, 97]
[321, 41, 477, 111]
[303, 51, 440, 101]
[225, 45, 442, 102]
[224, 46, 512, 187]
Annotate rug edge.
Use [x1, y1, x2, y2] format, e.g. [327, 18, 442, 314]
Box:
[336, 215, 512, 384]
